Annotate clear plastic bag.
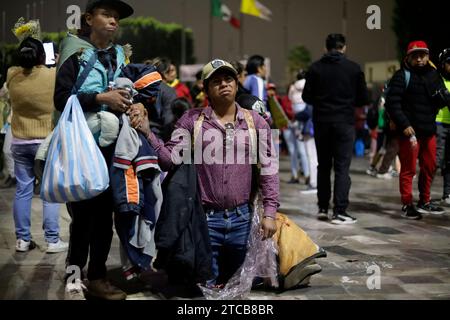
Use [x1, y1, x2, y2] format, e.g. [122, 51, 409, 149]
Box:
[199, 196, 279, 300]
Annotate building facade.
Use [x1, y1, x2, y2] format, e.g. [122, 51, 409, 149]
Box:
[1, 0, 398, 87]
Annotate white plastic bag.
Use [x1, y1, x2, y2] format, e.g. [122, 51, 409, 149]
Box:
[41, 95, 109, 203]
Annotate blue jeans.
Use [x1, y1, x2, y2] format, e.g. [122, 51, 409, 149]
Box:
[206, 203, 252, 285]
[12, 143, 60, 243]
[283, 127, 309, 179]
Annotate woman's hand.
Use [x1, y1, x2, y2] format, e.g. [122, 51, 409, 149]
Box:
[96, 89, 132, 113]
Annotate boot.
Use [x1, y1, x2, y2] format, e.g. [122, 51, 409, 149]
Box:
[86, 279, 127, 300]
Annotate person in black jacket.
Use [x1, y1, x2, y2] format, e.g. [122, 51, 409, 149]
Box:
[385, 41, 450, 219]
[303, 33, 369, 225]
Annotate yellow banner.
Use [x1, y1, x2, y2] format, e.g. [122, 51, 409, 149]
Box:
[240, 0, 261, 18]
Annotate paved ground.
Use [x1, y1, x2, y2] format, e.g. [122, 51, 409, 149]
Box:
[0, 156, 449, 300]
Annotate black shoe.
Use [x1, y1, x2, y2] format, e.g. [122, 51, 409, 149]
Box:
[416, 202, 445, 215]
[305, 176, 310, 186]
[331, 211, 357, 225]
[288, 177, 299, 184]
[317, 208, 328, 221]
[402, 205, 422, 220]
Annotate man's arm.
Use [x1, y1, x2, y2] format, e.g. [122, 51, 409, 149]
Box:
[142, 110, 195, 172]
[355, 69, 369, 107]
[255, 113, 280, 219]
[385, 70, 411, 133]
[431, 75, 450, 109]
[254, 113, 280, 239]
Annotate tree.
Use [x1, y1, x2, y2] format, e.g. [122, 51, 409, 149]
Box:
[0, 16, 196, 84]
[287, 45, 311, 82]
[392, 0, 450, 64]
[116, 17, 195, 66]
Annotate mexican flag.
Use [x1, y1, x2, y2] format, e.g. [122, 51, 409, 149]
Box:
[211, 0, 241, 29]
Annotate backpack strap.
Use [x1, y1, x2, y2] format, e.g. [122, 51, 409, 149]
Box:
[72, 51, 98, 94]
[193, 113, 205, 144]
[193, 109, 259, 164]
[404, 69, 411, 89]
[241, 109, 258, 164]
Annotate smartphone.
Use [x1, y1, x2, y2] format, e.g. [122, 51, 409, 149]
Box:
[43, 42, 56, 66]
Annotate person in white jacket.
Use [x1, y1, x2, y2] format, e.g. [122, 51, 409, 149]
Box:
[287, 71, 310, 184]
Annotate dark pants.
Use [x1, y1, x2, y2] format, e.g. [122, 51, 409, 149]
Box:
[378, 133, 399, 174]
[314, 122, 355, 212]
[65, 145, 115, 281]
[66, 189, 114, 281]
[436, 124, 450, 197]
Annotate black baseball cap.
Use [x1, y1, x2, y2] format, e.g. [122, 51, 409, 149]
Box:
[85, 0, 134, 20]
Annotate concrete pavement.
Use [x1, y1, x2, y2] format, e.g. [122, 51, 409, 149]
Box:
[0, 156, 449, 300]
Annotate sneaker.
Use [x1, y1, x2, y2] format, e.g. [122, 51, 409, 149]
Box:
[283, 263, 322, 290]
[441, 195, 450, 207]
[317, 208, 328, 221]
[15, 239, 36, 252]
[402, 204, 422, 220]
[65, 279, 86, 300]
[417, 202, 446, 215]
[331, 211, 357, 225]
[122, 266, 140, 281]
[301, 187, 317, 195]
[86, 279, 127, 300]
[390, 170, 400, 178]
[376, 172, 393, 180]
[46, 239, 69, 253]
[366, 167, 377, 177]
[288, 177, 300, 184]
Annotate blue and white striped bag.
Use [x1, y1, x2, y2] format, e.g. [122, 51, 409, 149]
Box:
[41, 95, 110, 203]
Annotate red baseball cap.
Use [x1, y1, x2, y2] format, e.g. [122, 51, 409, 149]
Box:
[267, 83, 277, 90]
[406, 41, 429, 56]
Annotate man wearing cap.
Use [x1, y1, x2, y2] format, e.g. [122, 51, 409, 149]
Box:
[54, 0, 135, 300]
[135, 59, 279, 287]
[386, 41, 450, 219]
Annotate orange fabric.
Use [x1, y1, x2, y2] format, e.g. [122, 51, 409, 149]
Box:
[273, 213, 320, 276]
[134, 72, 162, 90]
[125, 167, 139, 204]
